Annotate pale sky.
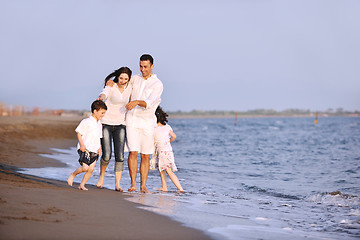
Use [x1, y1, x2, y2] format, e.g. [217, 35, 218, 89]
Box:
[0, 0, 359, 112]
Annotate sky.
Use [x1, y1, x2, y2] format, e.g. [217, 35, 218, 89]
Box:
[0, 0, 359, 112]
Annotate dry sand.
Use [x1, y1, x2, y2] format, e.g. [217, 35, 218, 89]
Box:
[0, 116, 212, 240]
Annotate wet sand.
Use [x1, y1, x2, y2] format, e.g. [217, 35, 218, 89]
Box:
[0, 115, 212, 240]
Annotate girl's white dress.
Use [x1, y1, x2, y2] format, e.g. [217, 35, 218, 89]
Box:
[150, 124, 177, 172]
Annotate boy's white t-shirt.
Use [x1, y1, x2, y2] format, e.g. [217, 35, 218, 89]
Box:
[75, 116, 103, 153]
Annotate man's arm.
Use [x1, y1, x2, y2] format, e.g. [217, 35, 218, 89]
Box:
[125, 78, 163, 110]
[143, 81, 163, 109]
[125, 100, 146, 110]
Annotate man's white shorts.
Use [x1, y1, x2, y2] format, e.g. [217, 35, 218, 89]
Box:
[126, 126, 155, 154]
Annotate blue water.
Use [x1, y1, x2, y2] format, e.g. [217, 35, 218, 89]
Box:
[21, 117, 360, 240]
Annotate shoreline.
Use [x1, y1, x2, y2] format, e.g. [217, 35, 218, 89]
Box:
[0, 116, 213, 240]
[168, 113, 360, 119]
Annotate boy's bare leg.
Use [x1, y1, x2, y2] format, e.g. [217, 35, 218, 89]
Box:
[115, 171, 123, 192]
[166, 169, 184, 192]
[96, 164, 107, 188]
[157, 170, 168, 192]
[128, 151, 138, 191]
[140, 154, 151, 193]
[79, 161, 96, 191]
[67, 166, 86, 186]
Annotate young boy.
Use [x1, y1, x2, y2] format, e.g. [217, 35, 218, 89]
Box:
[67, 100, 107, 190]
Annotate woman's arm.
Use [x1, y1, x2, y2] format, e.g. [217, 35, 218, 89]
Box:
[98, 85, 112, 101]
[97, 93, 106, 101]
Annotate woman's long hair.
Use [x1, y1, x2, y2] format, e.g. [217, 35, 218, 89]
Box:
[104, 67, 132, 87]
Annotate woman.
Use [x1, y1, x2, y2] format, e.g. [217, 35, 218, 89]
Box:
[96, 67, 132, 192]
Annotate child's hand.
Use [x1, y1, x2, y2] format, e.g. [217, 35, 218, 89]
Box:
[79, 145, 86, 152]
[97, 148, 102, 155]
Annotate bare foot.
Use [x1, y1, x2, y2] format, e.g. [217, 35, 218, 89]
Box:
[128, 186, 137, 192]
[140, 187, 152, 193]
[78, 186, 88, 191]
[177, 189, 185, 193]
[115, 187, 123, 192]
[96, 179, 104, 188]
[156, 187, 168, 192]
[67, 173, 75, 186]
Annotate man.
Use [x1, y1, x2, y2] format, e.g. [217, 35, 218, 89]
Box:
[125, 54, 163, 193]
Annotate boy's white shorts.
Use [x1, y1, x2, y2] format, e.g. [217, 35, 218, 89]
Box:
[126, 126, 155, 154]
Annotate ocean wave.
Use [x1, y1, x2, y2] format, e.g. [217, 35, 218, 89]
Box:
[307, 191, 360, 207]
[241, 184, 301, 200]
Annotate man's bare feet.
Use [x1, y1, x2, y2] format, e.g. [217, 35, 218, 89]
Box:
[78, 185, 88, 191]
[128, 186, 137, 192]
[156, 187, 168, 192]
[67, 173, 75, 186]
[140, 187, 152, 193]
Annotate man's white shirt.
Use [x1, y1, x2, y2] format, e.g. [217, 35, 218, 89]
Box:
[126, 74, 163, 129]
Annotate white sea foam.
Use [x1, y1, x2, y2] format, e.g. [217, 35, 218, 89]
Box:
[208, 224, 336, 240]
[307, 193, 360, 207]
[255, 217, 269, 221]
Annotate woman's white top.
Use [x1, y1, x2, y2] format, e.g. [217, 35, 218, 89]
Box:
[100, 84, 132, 125]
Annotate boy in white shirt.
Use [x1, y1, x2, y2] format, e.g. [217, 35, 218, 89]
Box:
[67, 100, 107, 190]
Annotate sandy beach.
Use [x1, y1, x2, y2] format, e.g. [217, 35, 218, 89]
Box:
[0, 115, 212, 240]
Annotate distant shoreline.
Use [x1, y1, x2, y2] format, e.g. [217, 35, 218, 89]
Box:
[168, 113, 360, 119]
[1, 108, 358, 119]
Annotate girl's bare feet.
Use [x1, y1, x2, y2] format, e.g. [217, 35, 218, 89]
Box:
[140, 187, 152, 193]
[67, 173, 75, 186]
[115, 187, 123, 192]
[128, 186, 137, 192]
[156, 187, 168, 192]
[78, 185, 88, 191]
[96, 179, 104, 188]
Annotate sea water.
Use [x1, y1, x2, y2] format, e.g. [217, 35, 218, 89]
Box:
[20, 117, 360, 240]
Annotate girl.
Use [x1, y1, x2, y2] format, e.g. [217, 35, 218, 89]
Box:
[151, 106, 184, 192]
[96, 67, 132, 192]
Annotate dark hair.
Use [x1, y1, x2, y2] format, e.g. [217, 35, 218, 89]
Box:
[155, 106, 168, 125]
[104, 67, 132, 87]
[91, 100, 107, 113]
[140, 54, 154, 65]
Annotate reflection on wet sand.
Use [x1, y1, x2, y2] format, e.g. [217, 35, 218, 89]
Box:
[125, 193, 179, 215]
